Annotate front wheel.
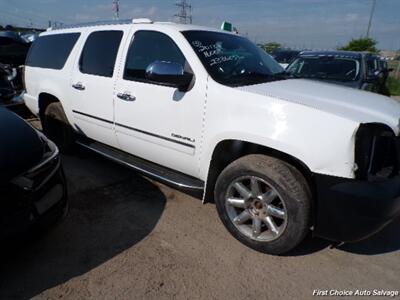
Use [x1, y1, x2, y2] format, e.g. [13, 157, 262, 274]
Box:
[214, 154, 311, 255]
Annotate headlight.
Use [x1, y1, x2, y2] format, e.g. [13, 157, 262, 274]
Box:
[355, 123, 398, 181]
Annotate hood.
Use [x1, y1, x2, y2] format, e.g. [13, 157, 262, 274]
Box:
[238, 79, 400, 133]
[309, 78, 361, 89]
[0, 107, 44, 182]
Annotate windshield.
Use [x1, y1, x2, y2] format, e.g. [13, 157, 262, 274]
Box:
[272, 51, 299, 64]
[287, 56, 361, 82]
[182, 30, 284, 87]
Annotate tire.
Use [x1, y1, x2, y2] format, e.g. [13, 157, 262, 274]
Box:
[42, 102, 75, 153]
[214, 154, 311, 255]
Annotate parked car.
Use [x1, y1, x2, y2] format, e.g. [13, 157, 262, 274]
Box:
[0, 63, 17, 101]
[286, 51, 389, 94]
[0, 107, 68, 240]
[0, 31, 34, 112]
[23, 19, 400, 255]
[271, 49, 301, 68]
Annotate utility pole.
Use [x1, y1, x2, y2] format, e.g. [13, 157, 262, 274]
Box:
[366, 0, 376, 38]
[113, 0, 120, 20]
[174, 0, 192, 24]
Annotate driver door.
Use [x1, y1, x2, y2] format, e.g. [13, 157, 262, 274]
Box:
[114, 29, 206, 178]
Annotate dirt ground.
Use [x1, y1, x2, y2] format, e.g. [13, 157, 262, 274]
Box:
[0, 146, 399, 300]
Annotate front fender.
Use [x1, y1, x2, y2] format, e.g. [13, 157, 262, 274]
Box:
[199, 82, 359, 181]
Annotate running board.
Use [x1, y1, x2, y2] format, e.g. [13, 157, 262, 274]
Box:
[76, 138, 205, 191]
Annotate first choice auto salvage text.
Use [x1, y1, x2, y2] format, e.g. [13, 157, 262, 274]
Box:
[313, 289, 399, 297]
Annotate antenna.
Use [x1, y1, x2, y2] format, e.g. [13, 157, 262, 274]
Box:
[113, 0, 120, 20]
[174, 0, 192, 24]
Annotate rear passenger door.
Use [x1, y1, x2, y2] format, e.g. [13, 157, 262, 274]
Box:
[70, 28, 126, 148]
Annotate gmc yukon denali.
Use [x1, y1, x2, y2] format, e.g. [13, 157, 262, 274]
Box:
[23, 18, 400, 254]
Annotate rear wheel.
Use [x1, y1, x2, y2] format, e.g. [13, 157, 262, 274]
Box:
[214, 154, 311, 255]
[42, 102, 75, 153]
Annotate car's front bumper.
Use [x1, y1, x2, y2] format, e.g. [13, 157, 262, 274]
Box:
[313, 173, 400, 242]
[0, 140, 68, 240]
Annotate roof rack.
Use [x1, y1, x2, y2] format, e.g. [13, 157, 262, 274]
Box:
[49, 18, 153, 31]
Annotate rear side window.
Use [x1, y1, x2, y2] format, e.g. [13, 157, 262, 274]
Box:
[26, 33, 80, 69]
[124, 31, 187, 82]
[79, 30, 123, 77]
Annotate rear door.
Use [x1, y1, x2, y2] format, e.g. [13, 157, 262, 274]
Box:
[70, 27, 127, 148]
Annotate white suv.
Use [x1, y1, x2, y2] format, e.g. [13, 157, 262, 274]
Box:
[24, 18, 400, 255]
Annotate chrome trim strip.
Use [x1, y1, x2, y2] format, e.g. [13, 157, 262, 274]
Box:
[72, 110, 113, 124]
[72, 110, 195, 149]
[115, 123, 195, 149]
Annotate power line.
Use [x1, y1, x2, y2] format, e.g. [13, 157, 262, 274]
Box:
[366, 0, 376, 38]
[174, 0, 192, 24]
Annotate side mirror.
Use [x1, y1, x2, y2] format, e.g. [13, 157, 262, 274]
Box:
[146, 61, 193, 91]
[388, 68, 394, 72]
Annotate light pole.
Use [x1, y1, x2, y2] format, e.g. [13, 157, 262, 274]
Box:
[366, 0, 376, 38]
[113, 0, 120, 20]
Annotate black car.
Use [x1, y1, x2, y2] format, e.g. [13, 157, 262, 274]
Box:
[0, 31, 34, 112]
[271, 49, 301, 68]
[286, 51, 388, 94]
[0, 107, 68, 240]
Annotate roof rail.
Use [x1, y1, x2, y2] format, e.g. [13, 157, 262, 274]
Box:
[49, 18, 153, 30]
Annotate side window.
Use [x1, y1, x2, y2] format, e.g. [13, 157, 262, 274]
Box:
[124, 31, 187, 82]
[366, 58, 375, 74]
[26, 33, 80, 69]
[80, 30, 123, 77]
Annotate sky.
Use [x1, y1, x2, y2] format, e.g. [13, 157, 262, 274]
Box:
[0, 0, 399, 50]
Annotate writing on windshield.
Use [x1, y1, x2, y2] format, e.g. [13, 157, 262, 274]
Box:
[183, 30, 284, 87]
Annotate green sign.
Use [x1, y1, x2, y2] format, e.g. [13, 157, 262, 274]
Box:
[221, 21, 233, 32]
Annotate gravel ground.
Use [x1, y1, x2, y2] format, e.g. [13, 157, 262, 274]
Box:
[0, 147, 399, 300]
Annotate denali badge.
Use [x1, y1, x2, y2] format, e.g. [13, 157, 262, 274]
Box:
[171, 133, 195, 143]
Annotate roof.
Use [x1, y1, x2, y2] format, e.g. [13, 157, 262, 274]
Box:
[299, 50, 365, 59]
[47, 18, 230, 35]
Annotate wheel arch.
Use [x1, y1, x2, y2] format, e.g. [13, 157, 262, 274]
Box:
[38, 92, 61, 121]
[203, 139, 315, 206]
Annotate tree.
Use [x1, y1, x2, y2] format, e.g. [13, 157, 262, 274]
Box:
[258, 42, 282, 54]
[338, 37, 379, 54]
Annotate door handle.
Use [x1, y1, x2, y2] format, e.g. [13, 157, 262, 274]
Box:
[72, 82, 85, 90]
[117, 92, 136, 101]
